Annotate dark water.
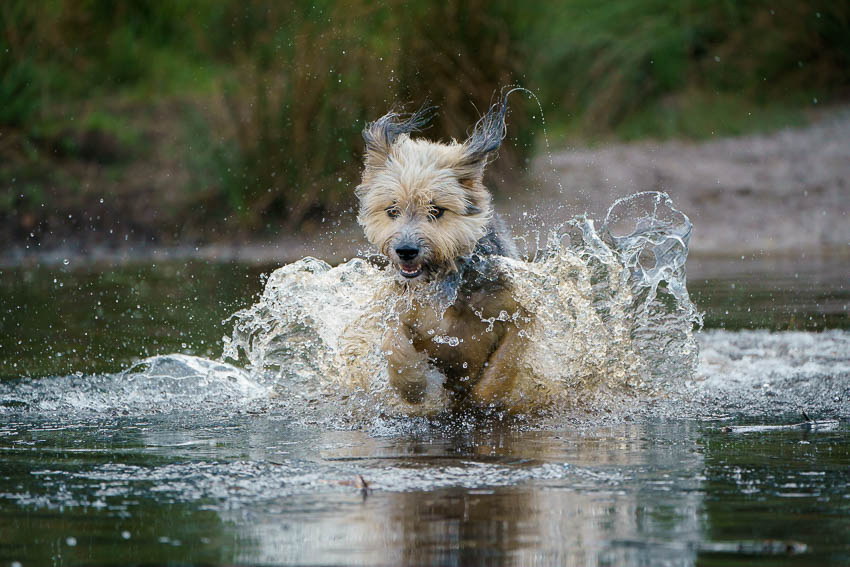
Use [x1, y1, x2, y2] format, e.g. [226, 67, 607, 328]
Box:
[1, 257, 848, 566]
[689, 254, 849, 331]
[1, 414, 848, 566]
[0, 261, 264, 380]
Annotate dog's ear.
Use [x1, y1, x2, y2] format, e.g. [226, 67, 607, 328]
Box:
[456, 97, 508, 182]
[362, 106, 436, 168]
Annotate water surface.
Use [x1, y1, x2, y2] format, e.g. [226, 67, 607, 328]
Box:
[1, 410, 848, 566]
[1, 253, 848, 566]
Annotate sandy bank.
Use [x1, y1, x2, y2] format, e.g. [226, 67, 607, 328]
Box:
[516, 109, 850, 255]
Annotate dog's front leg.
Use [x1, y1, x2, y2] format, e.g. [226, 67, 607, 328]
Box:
[469, 324, 524, 407]
[384, 324, 430, 404]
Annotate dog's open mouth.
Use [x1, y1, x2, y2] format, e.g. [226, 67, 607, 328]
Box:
[399, 264, 423, 279]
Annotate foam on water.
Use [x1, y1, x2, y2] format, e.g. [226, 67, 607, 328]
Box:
[686, 329, 850, 418]
[223, 192, 702, 421]
[0, 354, 266, 417]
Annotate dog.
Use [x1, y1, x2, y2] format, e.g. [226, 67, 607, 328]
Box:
[355, 99, 529, 409]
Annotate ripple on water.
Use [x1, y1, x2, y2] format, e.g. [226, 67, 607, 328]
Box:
[5, 450, 631, 513]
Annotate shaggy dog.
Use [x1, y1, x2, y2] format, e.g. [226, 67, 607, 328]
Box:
[355, 99, 528, 409]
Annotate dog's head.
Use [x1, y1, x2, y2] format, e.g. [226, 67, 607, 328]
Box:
[356, 102, 507, 282]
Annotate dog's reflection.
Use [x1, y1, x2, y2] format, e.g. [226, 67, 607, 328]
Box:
[227, 422, 704, 566]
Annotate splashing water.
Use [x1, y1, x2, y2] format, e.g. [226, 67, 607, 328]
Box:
[223, 192, 701, 421]
[0, 354, 268, 417]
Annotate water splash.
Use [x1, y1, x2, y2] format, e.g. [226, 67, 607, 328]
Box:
[224, 192, 702, 420]
[0, 354, 267, 417]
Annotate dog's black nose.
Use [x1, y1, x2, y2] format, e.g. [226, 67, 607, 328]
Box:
[395, 245, 420, 261]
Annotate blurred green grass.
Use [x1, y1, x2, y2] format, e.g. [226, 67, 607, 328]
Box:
[1, 0, 848, 238]
[533, 0, 849, 142]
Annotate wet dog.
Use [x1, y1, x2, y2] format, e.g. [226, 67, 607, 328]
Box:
[356, 100, 528, 409]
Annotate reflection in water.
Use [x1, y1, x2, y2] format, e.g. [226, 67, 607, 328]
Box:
[226, 424, 705, 566]
[700, 426, 850, 565]
[2, 410, 849, 566]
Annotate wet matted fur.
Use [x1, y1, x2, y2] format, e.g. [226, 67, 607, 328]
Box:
[356, 98, 529, 409]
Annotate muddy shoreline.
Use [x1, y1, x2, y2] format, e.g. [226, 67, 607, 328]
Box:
[515, 108, 850, 255]
[3, 110, 848, 269]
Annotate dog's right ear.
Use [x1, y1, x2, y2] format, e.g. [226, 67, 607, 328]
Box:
[362, 106, 436, 168]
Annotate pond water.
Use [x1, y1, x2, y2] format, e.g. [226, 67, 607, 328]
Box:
[1, 251, 848, 566]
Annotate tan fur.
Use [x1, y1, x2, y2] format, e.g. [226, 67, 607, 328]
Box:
[356, 135, 492, 270]
[356, 107, 529, 410]
[381, 278, 527, 408]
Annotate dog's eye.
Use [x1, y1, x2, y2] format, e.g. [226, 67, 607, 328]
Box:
[428, 206, 446, 220]
[386, 207, 400, 219]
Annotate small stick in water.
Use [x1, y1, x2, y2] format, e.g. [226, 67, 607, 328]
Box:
[721, 418, 840, 434]
[335, 475, 373, 498]
[354, 474, 372, 497]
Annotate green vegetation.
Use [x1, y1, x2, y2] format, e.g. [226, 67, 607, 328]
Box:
[534, 1, 849, 141]
[1, 0, 848, 240]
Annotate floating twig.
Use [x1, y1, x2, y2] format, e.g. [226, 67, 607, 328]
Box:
[335, 475, 373, 498]
[721, 419, 840, 434]
[695, 539, 807, 555]
[354, 474, 372, 497]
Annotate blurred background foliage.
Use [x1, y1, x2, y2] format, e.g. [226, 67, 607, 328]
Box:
[1, 0, 848, 241]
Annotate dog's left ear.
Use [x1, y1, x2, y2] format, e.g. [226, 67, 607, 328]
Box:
[362, 106, 436, 168]
[455, 98, 508, 182]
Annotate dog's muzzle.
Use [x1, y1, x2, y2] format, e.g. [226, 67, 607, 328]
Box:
[395, 244, 423, 278]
